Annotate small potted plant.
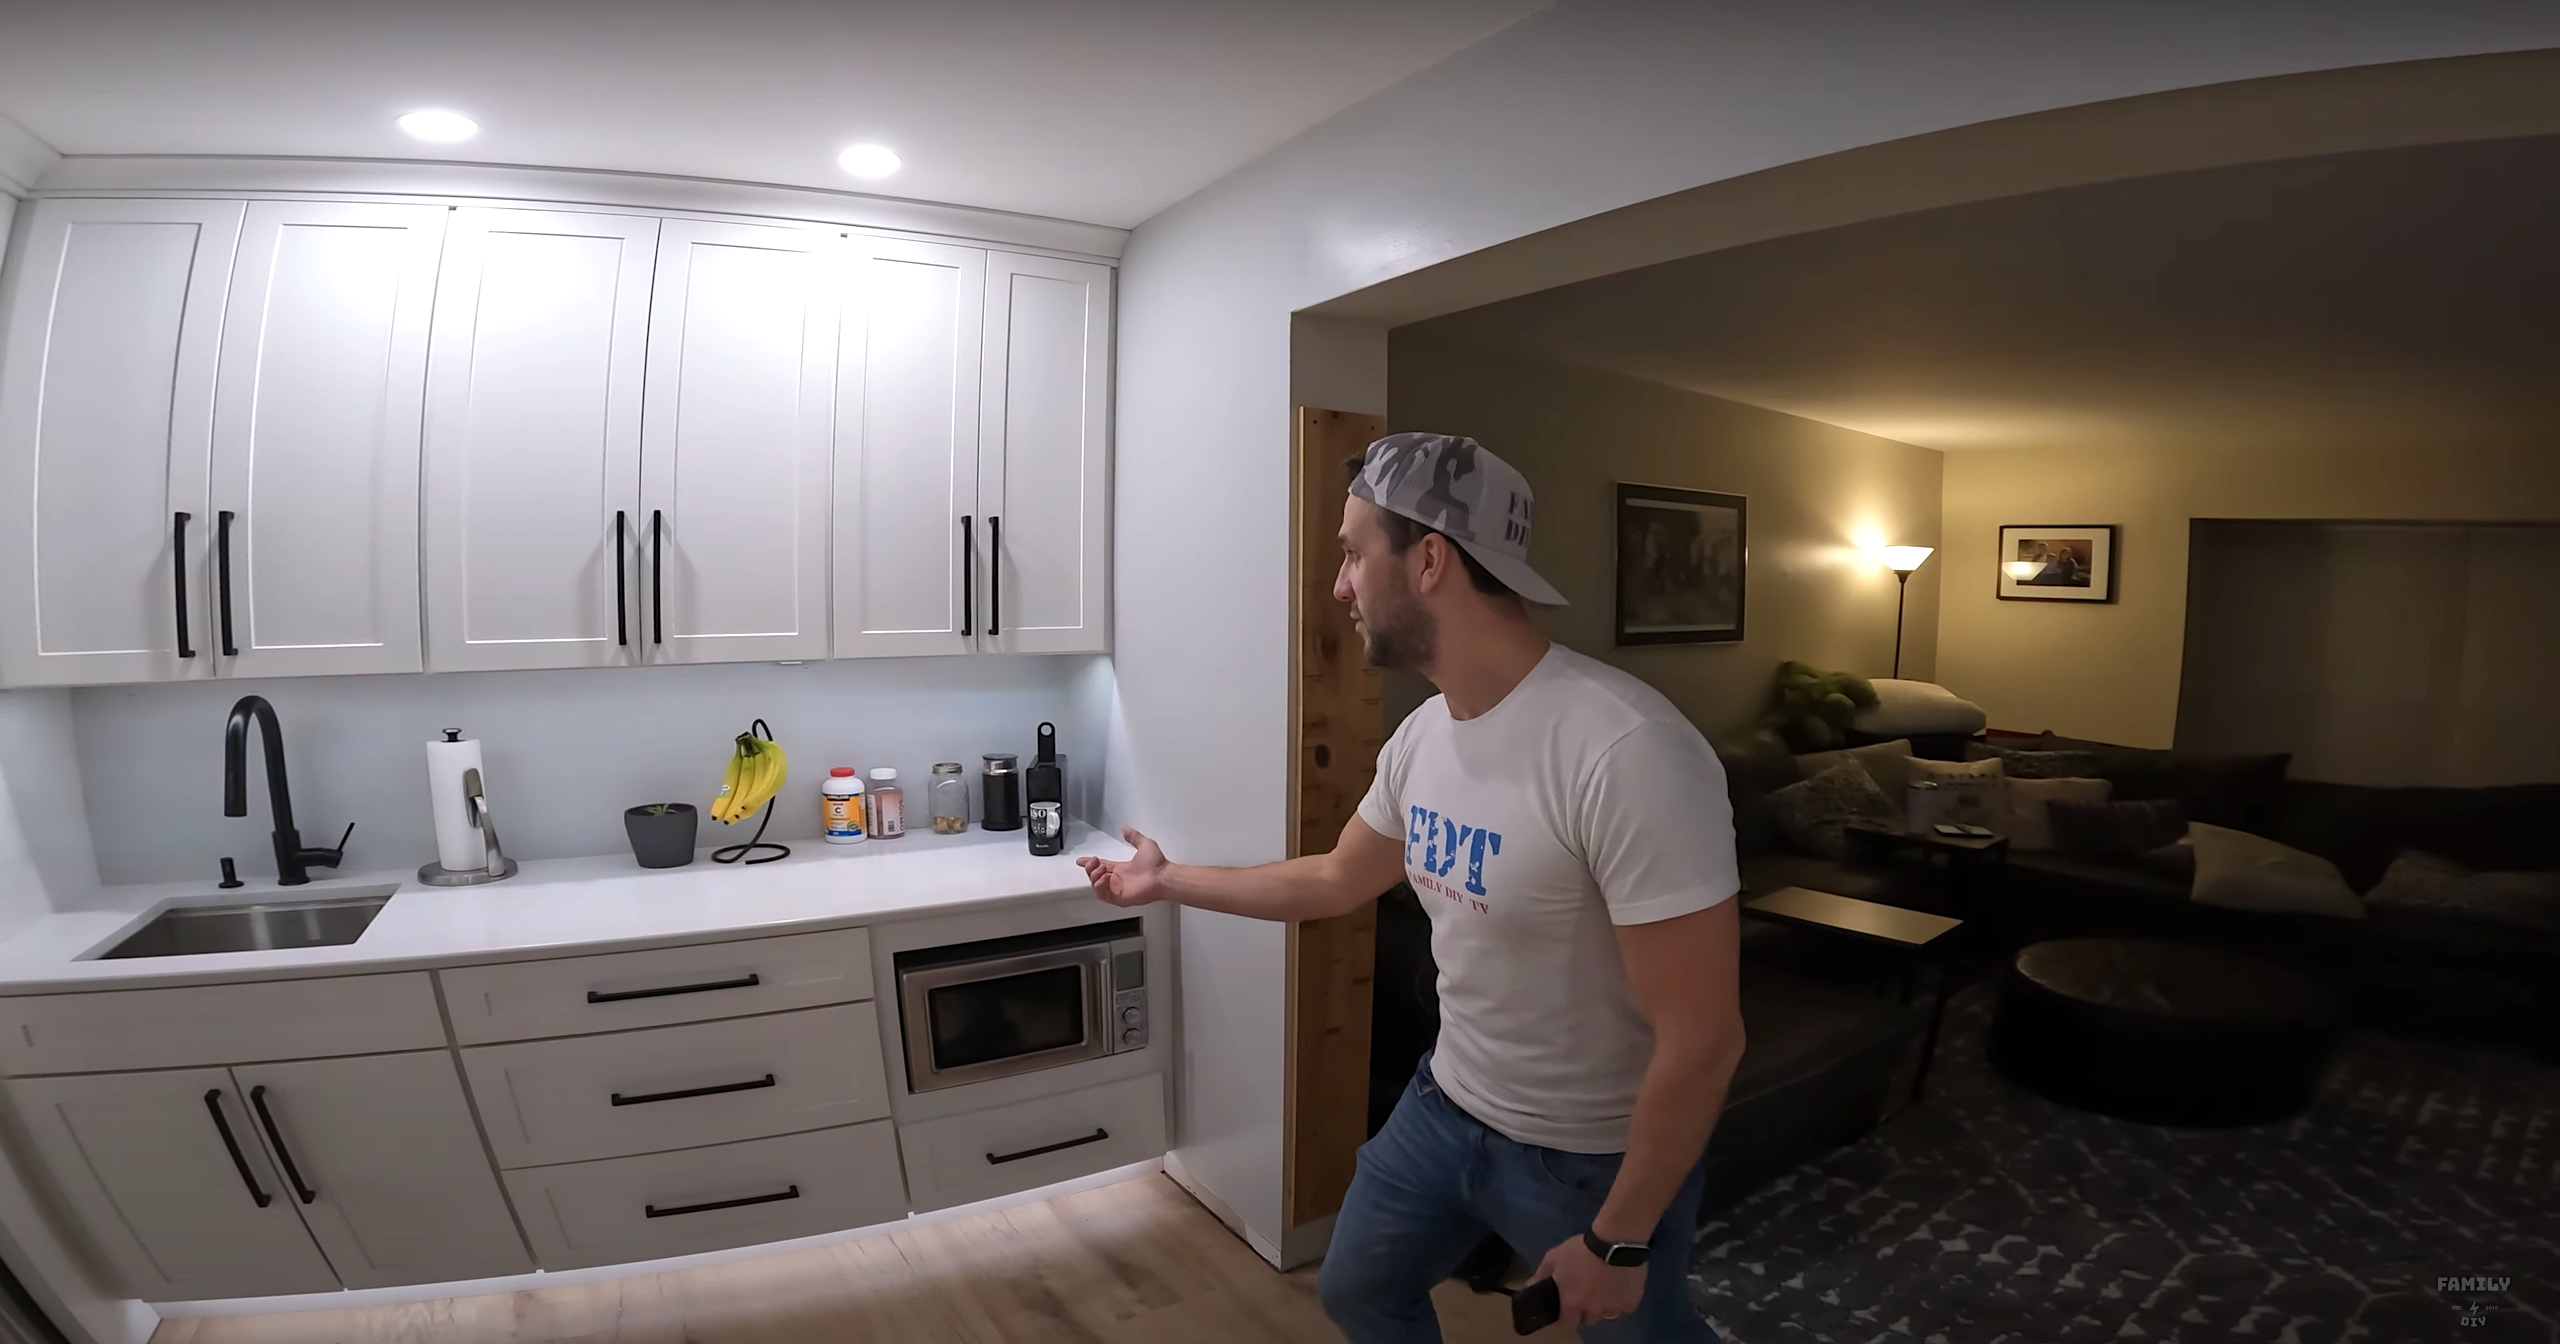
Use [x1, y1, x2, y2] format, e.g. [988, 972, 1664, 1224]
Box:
[624, 803, 699, 869]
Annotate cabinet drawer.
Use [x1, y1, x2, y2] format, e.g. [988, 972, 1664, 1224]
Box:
[463, 1002, 890, 1168]
[439, 928, 873, 1044]
[0, 974, 444, 1074]
[504, 1121, 908, 1271]
[898, 1072, 1165, 1213]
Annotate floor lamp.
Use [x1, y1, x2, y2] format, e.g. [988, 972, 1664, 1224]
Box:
[1880, 546, 1934, 678]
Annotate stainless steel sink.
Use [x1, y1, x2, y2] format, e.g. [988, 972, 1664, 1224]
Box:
[97, 887, 397, 960]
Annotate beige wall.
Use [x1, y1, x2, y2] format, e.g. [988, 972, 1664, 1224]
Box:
[1388, 336, 1944, 737]
[1937, 440, 2560, 747]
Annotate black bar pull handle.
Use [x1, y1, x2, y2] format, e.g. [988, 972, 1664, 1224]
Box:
[172, 512, 196, 659]
[586, 973, 760, 1004]
[611, 1073, 777, 1107]
[986, 1127, 1108, 1166]
[614, 510, 629, 647]
[247, 1085, 317, 1205]
[650, 509, 665, 646]
[988, 514, 1001, 637]
[202, 1089, 272, 1208]
[646, 1185, 799, 1219]
[959, 515, 974, 637]
[215, 509, 238, 657]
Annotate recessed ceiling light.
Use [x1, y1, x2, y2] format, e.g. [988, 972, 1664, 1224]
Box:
[836, 143, 903, 179]
[397, 109, 480, 143]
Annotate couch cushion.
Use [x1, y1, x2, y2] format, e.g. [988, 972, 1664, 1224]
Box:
[1712, 729, 1801, 857]
[2189, 823, 2364, 919]
[1796, 738, 1916, 800]
[2364, 850, 2560, 935]
[1766, 762, 1895, 860]
[2275, 780, 2560, 891]
[2050, 799, 2189, 859]
[2008, 777, 2113, 852]
[2035, 732, 2290, 835]
[1966, 743, 2104, 779]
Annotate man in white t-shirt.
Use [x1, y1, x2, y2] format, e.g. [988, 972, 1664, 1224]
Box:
[1080, 433, 1743, 1342]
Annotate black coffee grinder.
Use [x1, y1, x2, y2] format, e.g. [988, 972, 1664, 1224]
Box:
[1026, 722, 1065, 856]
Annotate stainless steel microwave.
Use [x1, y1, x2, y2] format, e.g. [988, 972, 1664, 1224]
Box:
[894, 918, 1148, 1093]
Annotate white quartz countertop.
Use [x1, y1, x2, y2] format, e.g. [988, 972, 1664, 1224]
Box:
[0, 825, 1133, 993]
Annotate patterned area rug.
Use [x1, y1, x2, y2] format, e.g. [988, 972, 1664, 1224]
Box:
[1689, 985, 2560, 1344]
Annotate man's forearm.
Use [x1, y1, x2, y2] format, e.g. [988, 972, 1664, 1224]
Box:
[1159, 854, 1368, 922]
[1591, 1032, 1745, 1245]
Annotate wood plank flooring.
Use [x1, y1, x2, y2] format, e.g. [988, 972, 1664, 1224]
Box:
[151, 1174, 1527, 1343]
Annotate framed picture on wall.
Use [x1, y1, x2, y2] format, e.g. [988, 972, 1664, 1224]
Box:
[1997, 524, 2118, 602]
[1614, 483, 1746, 645]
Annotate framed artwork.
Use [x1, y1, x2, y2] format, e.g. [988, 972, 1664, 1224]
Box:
[1614, 483, 1746, 645]
[1997, 524, 2118, 603]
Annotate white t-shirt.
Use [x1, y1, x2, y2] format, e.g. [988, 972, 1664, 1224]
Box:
[1357, 644, 1739, 1153]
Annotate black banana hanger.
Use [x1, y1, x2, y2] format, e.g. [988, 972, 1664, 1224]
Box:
[713, 718, 791, 866]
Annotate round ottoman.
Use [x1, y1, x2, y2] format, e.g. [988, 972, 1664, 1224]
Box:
[1988, 938, 2345, 1126]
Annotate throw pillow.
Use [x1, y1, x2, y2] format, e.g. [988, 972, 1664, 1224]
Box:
[2364, 850, 2560, 935]
[2032, 732, 2290, 832]
[1766, 760, 1895, 860]
[2188, 823, 2364, 919]
[1852, 679, 1989, 738]
[2049, 799, 2189, 860]
[1795, 738, 1915, 802]
[1964, 742, 2104, 780]
[2006, 777, 2113, 852]
[2138, 837, 2198, 884]
[1908, 755, 2008, 833]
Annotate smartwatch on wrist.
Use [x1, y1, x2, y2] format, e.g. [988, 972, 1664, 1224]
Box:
[1582, 1228, 1650, 1268]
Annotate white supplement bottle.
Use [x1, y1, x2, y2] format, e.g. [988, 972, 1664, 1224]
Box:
[822, 768, 866, 844]
[866, 767, 905, 839]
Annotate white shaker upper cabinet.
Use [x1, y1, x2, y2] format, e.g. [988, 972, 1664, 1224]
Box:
[976, 253, 1109, 654]
[208, 201, 445, 679]
[832, 238, 985, 658]
[640, 219, 837, 664]
[423, 208, 658, 672]
[0, 198, 242, 687]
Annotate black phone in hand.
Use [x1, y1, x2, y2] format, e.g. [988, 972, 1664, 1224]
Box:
[1509, 1277, 1561, 1335]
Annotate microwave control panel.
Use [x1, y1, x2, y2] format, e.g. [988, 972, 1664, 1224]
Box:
[1110, 936, 1148, 1051]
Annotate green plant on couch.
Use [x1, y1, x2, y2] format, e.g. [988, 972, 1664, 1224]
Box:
[1763, 660, 1879, 752]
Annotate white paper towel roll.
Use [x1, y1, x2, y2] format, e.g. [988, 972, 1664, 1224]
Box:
[426, 732, 486, 872]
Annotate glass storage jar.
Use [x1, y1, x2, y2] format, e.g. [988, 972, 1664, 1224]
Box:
[930, 762, 969, 834]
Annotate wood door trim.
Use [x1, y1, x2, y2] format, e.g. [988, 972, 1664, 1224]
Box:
[1281, 407, 1384, 1237]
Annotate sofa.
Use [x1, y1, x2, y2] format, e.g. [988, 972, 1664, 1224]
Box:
[1996, 733, 2560, 1055]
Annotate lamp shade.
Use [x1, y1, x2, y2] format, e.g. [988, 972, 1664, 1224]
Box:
[1880, 545, 1934, 574]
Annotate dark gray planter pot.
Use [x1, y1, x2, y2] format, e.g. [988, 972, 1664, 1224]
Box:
[624, 804, 699, 868]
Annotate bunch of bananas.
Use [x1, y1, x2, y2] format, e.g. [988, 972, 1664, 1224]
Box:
[711, 732, 789, 824]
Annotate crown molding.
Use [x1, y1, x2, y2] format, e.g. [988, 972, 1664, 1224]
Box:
[0, 116, 63, 196]
[30, 154, 1126, 260]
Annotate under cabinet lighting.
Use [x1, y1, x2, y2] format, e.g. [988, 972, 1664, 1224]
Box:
[837, 143, 903, 179]
[397, 109, 480, 142]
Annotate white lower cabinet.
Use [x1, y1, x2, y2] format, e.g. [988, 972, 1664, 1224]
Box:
[7, 1068, 339, 1300]
[897, 1072, 1166, 1213]
[461, 1001, 890, 1168]
[504, 1120, 908, 1270]
[230, 1052, 533, 1289]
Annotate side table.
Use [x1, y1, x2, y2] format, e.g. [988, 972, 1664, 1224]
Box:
[1844, 819, 2011, 930]
[1743, 886, 1964, 1102]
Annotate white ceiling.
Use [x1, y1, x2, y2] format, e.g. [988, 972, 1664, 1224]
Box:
[0, 0, 1549, 229]
[1410, 135, 2560, 454]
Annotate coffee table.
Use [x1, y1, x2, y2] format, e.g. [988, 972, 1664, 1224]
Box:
[1744, 886, 1964, 1101]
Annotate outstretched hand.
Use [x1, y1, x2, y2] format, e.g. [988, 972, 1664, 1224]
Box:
[1078, 827, 1170, 907]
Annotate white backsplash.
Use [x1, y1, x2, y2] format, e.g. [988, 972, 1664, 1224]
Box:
[71, 655, 1112, 890]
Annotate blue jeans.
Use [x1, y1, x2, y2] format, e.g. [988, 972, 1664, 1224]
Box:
[1317, 1057, 1720, 1343]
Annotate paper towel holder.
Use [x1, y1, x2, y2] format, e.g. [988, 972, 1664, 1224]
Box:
[419, 750, 520, 887]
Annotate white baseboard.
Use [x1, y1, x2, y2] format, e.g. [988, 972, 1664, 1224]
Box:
[153, 1158, 1163, 1319]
